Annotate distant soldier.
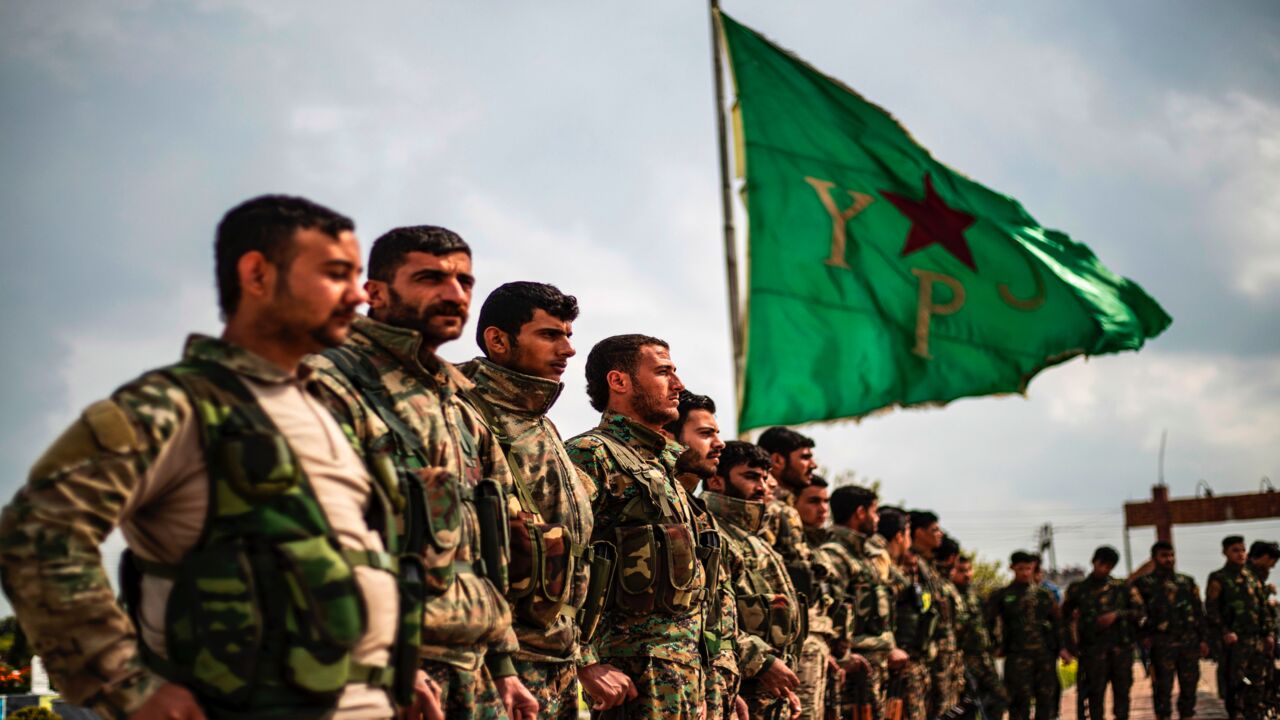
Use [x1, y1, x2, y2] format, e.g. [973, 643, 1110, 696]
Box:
[795, 476, 852, 720]
[665, 391, 745, 720]
[796, 476, 831, 550]
[566, 334, 712, 719]
[0, 197, 437, 720]
[821, 486, 910, 720]
[704, 442, 804, 719]
[986, 550, 1063, 720]
[1206, 535, 1276, 720]
[898, 510, 945, 720]
[932, 535, 967, 716]
[758, 427, 817, 567]
[952, 554, 1009, 719]
[458, 281, 628, 719]
[1062, 546, 1143, 720]
[1133, 541, 1207, 720]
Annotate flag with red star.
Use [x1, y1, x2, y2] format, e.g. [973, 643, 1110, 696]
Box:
[719, 11, 1172, 432]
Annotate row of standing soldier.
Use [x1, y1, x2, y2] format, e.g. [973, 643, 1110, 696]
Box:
[0, 193, 1275, 720]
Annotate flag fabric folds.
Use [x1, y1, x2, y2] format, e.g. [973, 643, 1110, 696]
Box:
[720, 11, 1172, 433]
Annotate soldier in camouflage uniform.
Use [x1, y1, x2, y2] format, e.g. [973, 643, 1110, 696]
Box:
[0, 197, 439, 720]
[899, 510, 945, 720]
[458, 281, 634, 720]
[704, 442, 805, 719]
[821, 486, 911, 720]
[986, 550, 1063, 720]
[952, 554, 1009, 720]
[1206, 535, 1277, 720]
[665, 391, 745, 720]
[931, 532, 966, 717]
[307, 226, 538, 720]
[1062, 546, 1143, 720]
[566, 335, 711, 720]
[1133, 541, 1207, 720]
[796, 477, 844, 720]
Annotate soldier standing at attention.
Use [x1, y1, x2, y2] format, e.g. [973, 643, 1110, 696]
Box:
[952, 554, 1009, 720]
[932, 535, 967, 716]
[1061, 546, 1143, 720]
[704, 442, 804, 719]
[794, 477, 848, 720]
[757, 427, 818, 567]
[0, 196, 440, 720]
[821, 486, 910, 720]
[307, 226, 539, 720]
[566, 335, 712, 719]
[900, 510, 945, 720]
[986, 551, 1063, 720]
[664, 392, 746, 720]
[1206, 535, 1276, 720]
[458, 281, 635, 719]
[796, 477, 831, 550]
[1133, 541, 1207, 720]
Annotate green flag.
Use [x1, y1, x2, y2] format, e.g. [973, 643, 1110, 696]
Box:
[720, 11, 1172, 433]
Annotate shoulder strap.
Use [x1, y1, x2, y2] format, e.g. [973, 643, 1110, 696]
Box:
[581, 430, 675, 520]
[453, 383, 539, 516]
[322, 346, 428, 467]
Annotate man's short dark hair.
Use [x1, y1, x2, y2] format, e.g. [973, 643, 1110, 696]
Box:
[1223, 535, 1246, 551]
[1011, 550, 1036, 565]
[877, 509, 905, 539]
[215, 194, 354, 317]
[716, 441, 771, 479]
[1150, 540, 1174, 557]
[829, 485, 877, 526]
[757, 427, 815, 457]
[583, 334, 668, 412]
[1249, 540, 1280, 560]
[1092, 546, 1120, 566]
[936, 535, 961, 561]
[909, 510, 939, 533]
[808, 475, 829, 489]
[665, 390, 716, 438]
[475, 281, 579, 356]
[367, 225, 471, 283]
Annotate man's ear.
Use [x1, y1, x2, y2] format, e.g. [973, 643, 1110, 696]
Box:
[483, 326, 511, 358]
[770, 451, 786, 473]
[237, 251, 274, 306]
[606, 369, 630, 396]
[707, 473, 726, 493]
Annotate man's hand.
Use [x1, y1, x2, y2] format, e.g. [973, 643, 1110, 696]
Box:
[734, 695, 749, 720]
[757, 660, 800, 698]
[129, 683, 206, 720]
[888, 648, 910, 670]
[579, 662, 637, 711]
[1200, 641, 1210, 658]
[494, 675, 539, 720]
[785, 688, 802, 720]
[1224, 631, 1239, 646]
[1095, 611, 1119, 629]
[400, 670, 443, 720]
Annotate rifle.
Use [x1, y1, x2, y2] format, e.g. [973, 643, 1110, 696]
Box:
[885, 672, 905, 720]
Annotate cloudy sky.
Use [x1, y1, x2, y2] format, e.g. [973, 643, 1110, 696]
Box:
[1, 1, 1278, 598]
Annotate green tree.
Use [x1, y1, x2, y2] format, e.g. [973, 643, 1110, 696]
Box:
[966, 553, 1009, 599]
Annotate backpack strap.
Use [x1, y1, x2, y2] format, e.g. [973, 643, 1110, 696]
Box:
[454, 383, 540, 517]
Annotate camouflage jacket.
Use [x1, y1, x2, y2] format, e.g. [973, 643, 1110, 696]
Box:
[566, 413, 707, 669]
[1062, 574, 1144, 652]
[1133, 570, 1204, 647]
[307, 316, 518, 674]
[765, 483, 812, 567]
[1205, 562, 1275, 641]
[953, 584, 994, 658]
[685, 488, 740, 678]
[0, 336, 377, 718]
[819, 526, 897, 657]
[985, 581, 1062, 657]
[704, 491, 801, 679]
[913, 549, 955, 653]
[458, 358, 594, 664]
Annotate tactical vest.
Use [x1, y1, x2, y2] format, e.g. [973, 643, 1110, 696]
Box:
[822, 540, 890, 641]
[581, 431, 712, 617]
[894, 566, 939, 656]
[736, 537, 804, 656]
[121, 360, 411, 718]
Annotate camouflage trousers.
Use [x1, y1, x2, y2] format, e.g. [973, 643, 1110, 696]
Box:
[838, 656, 886, 720]
[899, 659, 932, 720]
[1003, 652, 1057, 720]
[965, 654, 1009, 719]
[1149, 642, 1200, 719]
[1078, 646, 1133, 720]
[422, 660, 506, 720]
[797, 634, 832, 720]
[931, 650, 964, 715]
[705, 665, 741, 720]
[1224, 637, 1269, 720]
[514, 659, 580, 720]
[593, 656, 702, 720]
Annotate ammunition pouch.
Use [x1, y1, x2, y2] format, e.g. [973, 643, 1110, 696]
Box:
[787, 560, 815, 602]
[737, 592, 802, 651]
[698, 530, 723, 658]
[508, 513, 575, 629]
[611, 522, 704, 615]
[474, 479, 510, 594]
[416, 467, 464, 595]
[578, 541, 616, 643]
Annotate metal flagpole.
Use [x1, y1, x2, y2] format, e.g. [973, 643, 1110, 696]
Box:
[708, 0, 745, 432]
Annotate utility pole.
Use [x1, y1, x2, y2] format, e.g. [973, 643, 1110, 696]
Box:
[1037, 523, 1058, 573]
